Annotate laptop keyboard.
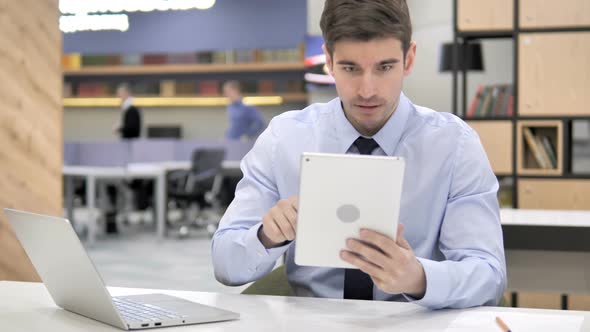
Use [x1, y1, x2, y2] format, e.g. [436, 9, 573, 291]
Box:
[112, 297, 185, 323]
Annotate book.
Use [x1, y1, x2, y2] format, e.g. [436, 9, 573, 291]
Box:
[523, 127, 549, 169]
[534, 135, 554, 169]
[257, 80, 275, 94]
[476, 86, 493, 117]
[466, 85, 483, 118]
[492, 85, 506, 116]
[167, 53, 196, 64]
[540, 135, 557, 168]
[142, 54, 167, 65]
[160, 80, 176, 97]
[62, 53, 81, 69]
[197, 80, 220, 95]
[486, 85, 500, 116]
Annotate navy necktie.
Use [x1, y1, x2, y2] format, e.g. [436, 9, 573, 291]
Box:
[343, 137, 379, 300]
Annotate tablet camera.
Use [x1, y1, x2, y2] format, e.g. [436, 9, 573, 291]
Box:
[336, 204, 360, 223]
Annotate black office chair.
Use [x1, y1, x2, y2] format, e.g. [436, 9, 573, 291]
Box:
[167, 148, 226, 237]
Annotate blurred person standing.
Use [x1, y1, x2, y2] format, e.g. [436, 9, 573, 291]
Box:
[113, 82, 142, 139]
[223, 80, 265, 140]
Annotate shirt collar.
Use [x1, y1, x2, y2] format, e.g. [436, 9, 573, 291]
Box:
[121, 97, 134, 110]
[333, 92, 411, 156]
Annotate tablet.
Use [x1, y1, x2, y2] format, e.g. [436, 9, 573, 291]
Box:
[294, 152, 405, 269]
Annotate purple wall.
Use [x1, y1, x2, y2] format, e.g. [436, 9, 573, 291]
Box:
[63, 0, 307, 54]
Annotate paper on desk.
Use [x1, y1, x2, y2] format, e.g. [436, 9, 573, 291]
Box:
[444, 311, 584, 332]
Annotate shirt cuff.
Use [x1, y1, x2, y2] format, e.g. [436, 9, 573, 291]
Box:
[243, 223, 291, 273]
[402, 257, 450, 309]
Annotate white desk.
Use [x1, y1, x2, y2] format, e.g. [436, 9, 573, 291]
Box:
[500, 208, 590, 296]
[1, 282, 588, 331]
[63, 161, 242, 245]
[500, 208, 590, 227]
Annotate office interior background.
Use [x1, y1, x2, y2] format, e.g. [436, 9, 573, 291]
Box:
[1, 0, 590, 312]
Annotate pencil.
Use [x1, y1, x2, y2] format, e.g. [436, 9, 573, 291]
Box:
[495, 316, 511, 332]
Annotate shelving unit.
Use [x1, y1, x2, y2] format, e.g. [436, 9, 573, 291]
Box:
[63, 62, 305, 76]
[454, 0, 590, 310]
[63, 60, 308, 108]
[453, 0, 590, 209]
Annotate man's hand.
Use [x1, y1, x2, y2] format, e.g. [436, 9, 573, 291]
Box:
[340, 224, 427, 298]
[112, 122, 121, 134]
[258, 196, 299, 248]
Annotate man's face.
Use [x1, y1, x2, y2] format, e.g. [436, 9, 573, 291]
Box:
[116, 87, 128, 100]
[325, 37, 416, 136]
[222, 84, 239, 102]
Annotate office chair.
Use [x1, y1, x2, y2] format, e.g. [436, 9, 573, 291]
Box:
[241, 265, 294, 296]
[166, 148, 226, 237]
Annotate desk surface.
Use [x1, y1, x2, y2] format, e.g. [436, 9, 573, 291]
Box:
[1, 282, 588, 332]
[500, 208, 590, 227]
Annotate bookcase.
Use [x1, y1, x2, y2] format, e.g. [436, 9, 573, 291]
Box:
[62, 47, 308, 108]
[454, 0, 590, 309]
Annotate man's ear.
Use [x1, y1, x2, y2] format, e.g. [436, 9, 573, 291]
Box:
[322, 43, 334, 76]
[403, 41, 417, 77]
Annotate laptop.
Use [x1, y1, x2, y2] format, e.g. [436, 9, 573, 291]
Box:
[295, 152, 405, 268]
[4, 208, 239, 330]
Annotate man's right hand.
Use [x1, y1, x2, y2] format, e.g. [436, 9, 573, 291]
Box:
[258, 196, 299, 248]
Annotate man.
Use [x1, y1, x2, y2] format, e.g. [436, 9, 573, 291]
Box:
[223, 80, 266, 140]
[113, 82, 141, 139]
[212, 0, 506, 309]
[109, 83, 144, 233]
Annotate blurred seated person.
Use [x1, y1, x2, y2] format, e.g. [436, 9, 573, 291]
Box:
[223, 80, 266, 141]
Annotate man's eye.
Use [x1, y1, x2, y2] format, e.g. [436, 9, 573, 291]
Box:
[342, 66, 356, 72]
[380, 65, 393, 72]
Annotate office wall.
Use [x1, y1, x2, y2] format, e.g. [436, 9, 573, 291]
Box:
[0, 0, 62, 281]
[63, 0, 307, 54]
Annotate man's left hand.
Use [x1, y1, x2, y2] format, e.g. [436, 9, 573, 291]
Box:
[340, 224, 426, 298]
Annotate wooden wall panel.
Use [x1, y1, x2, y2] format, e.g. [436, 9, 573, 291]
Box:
[520, 0, 590, 29]
[518, 179, 590, 210]
[467, 121, 513, 175]
[457, 0, 513, 31]
[0, 0, 62, 281]
[519, 32, 590, 116]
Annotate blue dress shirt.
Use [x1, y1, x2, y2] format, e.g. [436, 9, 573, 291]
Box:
[226, 100, 266, 140]
[212, 93, 507, 309]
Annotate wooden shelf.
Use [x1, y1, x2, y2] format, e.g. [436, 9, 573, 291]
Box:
[517, 121, 563, 176]
[457, 0, 513, 31]
[518, 178, 590, 209]
[63, 93, 308, 108]
[519, 32, 590, 117]
[467, 120, 513, 174]
[63, 62, 305, 76]
[520, 0, 590, 29]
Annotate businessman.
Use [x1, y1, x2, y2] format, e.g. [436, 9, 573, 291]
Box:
[212, 0, 506, 309]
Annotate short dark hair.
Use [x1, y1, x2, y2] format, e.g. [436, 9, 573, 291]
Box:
[320, 0, 412, 58]
[223, 80, 241, 92]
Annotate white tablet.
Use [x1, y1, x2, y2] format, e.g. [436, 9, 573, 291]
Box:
[294, 152, 405, 269]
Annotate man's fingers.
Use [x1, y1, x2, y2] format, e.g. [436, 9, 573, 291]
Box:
[396, 224, 411, 250]
[339, 250, 385, 280]
[359, 229, 398, 258]
[287, 196, 299, 211]
[270, 207, 296, 241]
[345, 238, 389, 268]
[262, 214, 285, 243]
